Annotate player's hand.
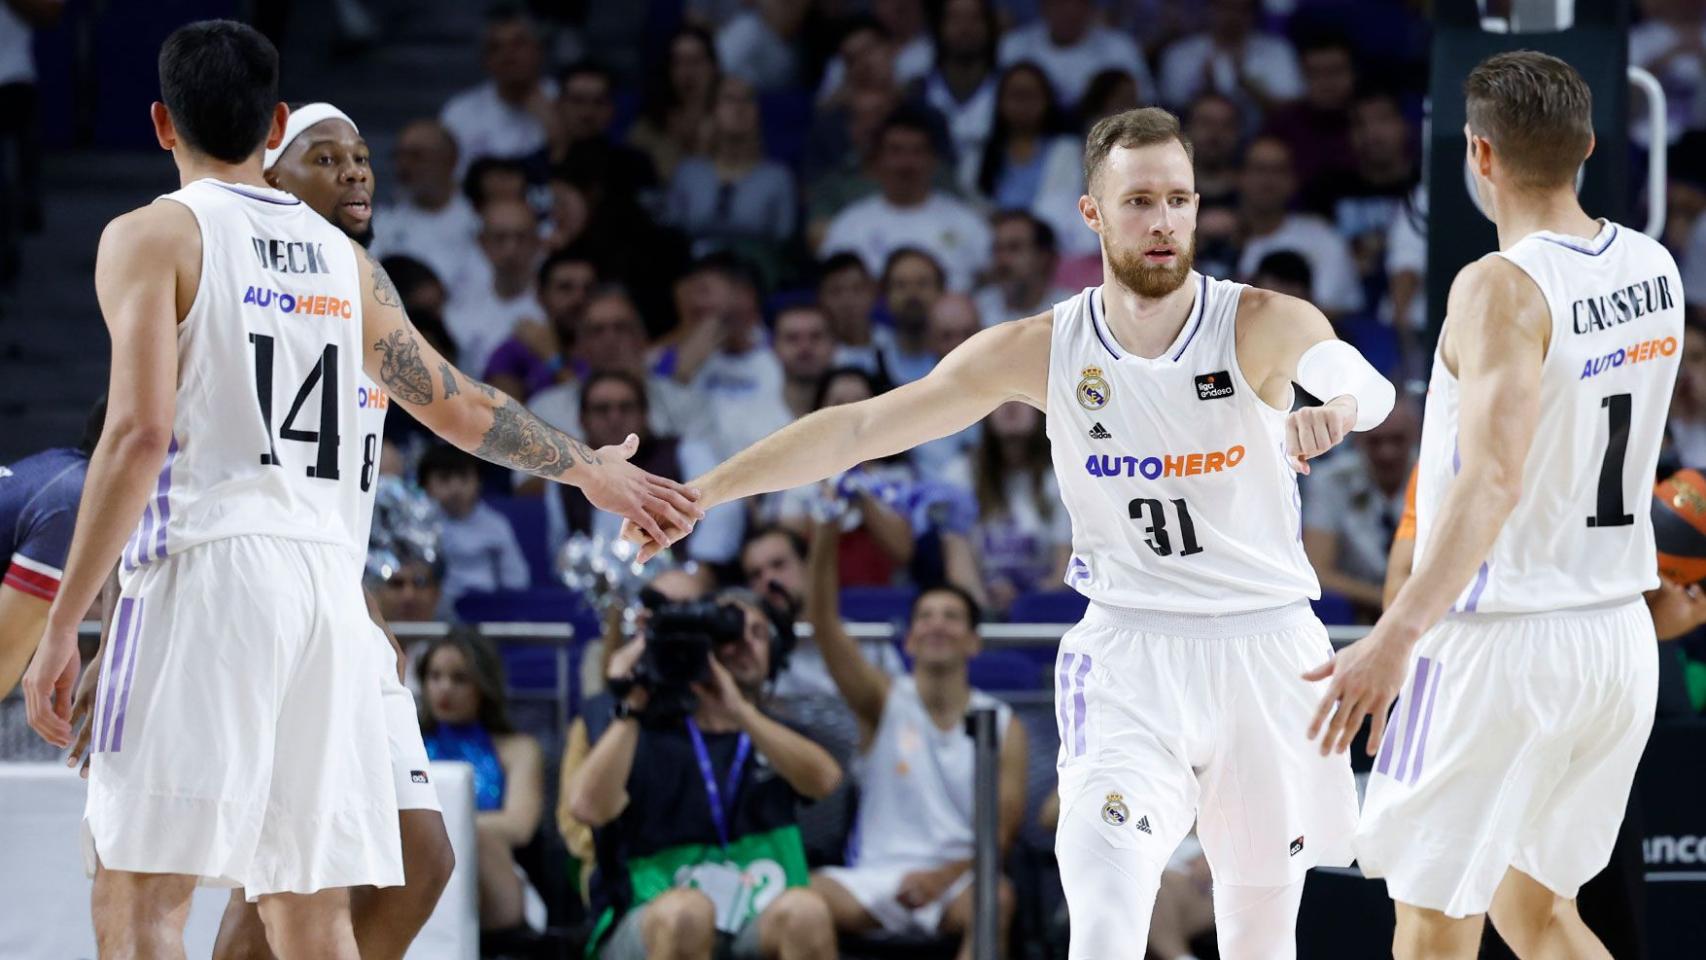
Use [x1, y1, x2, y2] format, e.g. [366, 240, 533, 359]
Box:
[23, 624, 81, 748]
[692, 656, 744, 717]
[67, 654, 105, 778]
[1285, 396, 1357, 475]
[578, 434, 702, 553]
[1303, 622, 1412, 756]
[896, 867, 955, 909]
[1646, 578, 1706, 641]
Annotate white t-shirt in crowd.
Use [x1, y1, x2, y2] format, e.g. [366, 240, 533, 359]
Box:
[526, 374, 710, 442]
[997, 23, 1156, 108]
[369, 194, 486, 296]
[921, 72, 999, 167]
[820, 192, 993, 292]
[443, 281, 544, 378]
[974, 284, 1074, 329]
[1158, 32, 1304, 108]
[439, 80, 554, 177]
[818, 33, 934, 104]
[1237, 214, 1365, 315]
[946, 462, 1071, 590]
[1382, 186, 1427, 330]
[833, 324, 899, 376]
[690, 345, 794, 460]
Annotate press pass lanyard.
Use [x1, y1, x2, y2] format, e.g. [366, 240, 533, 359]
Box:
[686, 718, 752, 848]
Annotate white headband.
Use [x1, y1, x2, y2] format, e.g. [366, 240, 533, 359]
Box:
[262, 102, 359, 171]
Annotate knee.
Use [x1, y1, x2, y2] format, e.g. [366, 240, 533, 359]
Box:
[767, 889, 834, 944]
[1393, 907, 1479, 960]
[1489, 894, 1575, 955]
[643, 890, 717, 948]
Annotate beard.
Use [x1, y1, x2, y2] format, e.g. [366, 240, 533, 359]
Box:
[1106, 232, 1196, 298]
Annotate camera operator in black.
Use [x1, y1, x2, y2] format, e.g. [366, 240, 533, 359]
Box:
[566, 589, 842, 960]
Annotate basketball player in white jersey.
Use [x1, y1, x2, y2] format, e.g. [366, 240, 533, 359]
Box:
[624, 106, 1396, 958]
[1312, 52, 1682, 959]
[19, 21, 698, 959]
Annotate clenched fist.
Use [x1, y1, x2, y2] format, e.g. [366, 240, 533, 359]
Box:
[1286, 395, 1358, 475]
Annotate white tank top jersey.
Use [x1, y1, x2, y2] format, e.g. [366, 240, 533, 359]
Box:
[1045, 274, 1319, 613]
[1414, 221, 1683, 615]
[118, 178, 376, 578]
[846, 677, 1013, 869]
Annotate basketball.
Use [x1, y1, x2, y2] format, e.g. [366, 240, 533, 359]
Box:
[1654, 468, 1706, 584]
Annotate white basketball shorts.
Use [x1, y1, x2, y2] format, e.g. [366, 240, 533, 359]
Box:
[84, 536, 403, 898]
[1355, 598, 1657, 918]
[375, 629, 440, 813]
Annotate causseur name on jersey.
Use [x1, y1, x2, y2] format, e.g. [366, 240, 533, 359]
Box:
[1570, 274, 1676, 335]
[1194, 371, 1235, 400]
[1579, 335, 1677, 381]
[1084, 444, 1246, 480]
[242, 286, 354, 320]
[357, 385, 390, 410]
[250, 236, 330, 275]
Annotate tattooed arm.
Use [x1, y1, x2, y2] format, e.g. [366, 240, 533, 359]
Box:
[354, 242, 701, 541]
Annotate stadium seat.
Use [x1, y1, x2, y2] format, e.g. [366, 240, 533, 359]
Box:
[758, 89, 813, 169]
[481, 493, 557, 588]
[968, 650, 1045, 692]
[455, 586, 585, 625]
[1007, 590, 1088, 624]
[1311, 590, 1357, 625]
[839, 586, 918, 625]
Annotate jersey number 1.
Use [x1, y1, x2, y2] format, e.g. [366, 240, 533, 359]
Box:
[1587, 393, 1634, 529]
[249, 333, 341, 480]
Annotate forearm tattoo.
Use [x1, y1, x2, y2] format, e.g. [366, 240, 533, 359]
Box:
[439, 361, 460, 399]
[364, 247, 402, 307]
[473, 395, 603, 476]
[374, 329, 434, 404]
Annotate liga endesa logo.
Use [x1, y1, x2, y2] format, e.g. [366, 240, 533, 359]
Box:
[1084, 444, 1246, 479]
[242, 285, 354, 320]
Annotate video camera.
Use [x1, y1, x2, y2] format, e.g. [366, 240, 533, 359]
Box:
[630, 597, 749, 720]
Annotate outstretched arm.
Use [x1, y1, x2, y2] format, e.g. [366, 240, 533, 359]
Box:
[353, 242, 700, 546]
[806, 520, 892, 738]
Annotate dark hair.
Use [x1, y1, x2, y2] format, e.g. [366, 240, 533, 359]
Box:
[538, 244, 596, 289]
[379, 255, 443, 302]
[818, 251, 871, 282]
[740, 524, 808, 566]
[910, 583, 983, 630]
[1084, 107, 1193, 192]
[930, 0, 999, 66]
[1186, 90, 1241, 128]
[979, 62, 1070, 197]
[1297, 30, 1355, 61]
[579, 369, 649, 419]
[991, 209, 1057, 256]
[685, 250, 760, 293]
[877, 107, 940, 155]
[79, 395, 108, 455]
[1464, 50, 1593, 189]
[417, 628, 515, 734]
[973, 405, 1052, 524]
[812, 366, 883, 411]
[417, 443, 480, 487]
[157, 20, 279, 163]
[774, 301, 831, 332]
[881, 246, 946, 291]
[407, 306, 457, 359]
[1253, 250, 1313, 289]
[643, 26, 719, 126]
[1077, 68, 1140, 127]
[461, 156, 530, 209]
[559, 60, 615, 92]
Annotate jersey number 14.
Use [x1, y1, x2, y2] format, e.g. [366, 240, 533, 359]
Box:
[248, 334, 378, 491]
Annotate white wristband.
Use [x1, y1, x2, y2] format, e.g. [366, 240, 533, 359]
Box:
[1295, 339, 1395, 431]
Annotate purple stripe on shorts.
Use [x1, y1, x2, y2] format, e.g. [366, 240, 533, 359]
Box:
[1463, 563, 1491, 613]
[1374, 699, 1402, 775]
[96, 598, 136, 753]
[1394, 657, 1433, 782]
[1071, 654, 1092, 757]
[1408, 660, 1445, 785]
[134, 501, 156, 569]
[1056, 653, 1075, 753]
[109, 598, 145, 752]
[152, 436, 178, 559]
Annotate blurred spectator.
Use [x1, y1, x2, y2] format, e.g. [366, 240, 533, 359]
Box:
[739, 526, 908, 698]
[818, 253, 896, 374]
[955, 400, 1070, 615]
[379, 548, 445, 623]
[881, 247, 949, 384]
[965, 64, 1084, 244]
[917, 0, 1002, 167]
[820, 0, 935, 104]
[418, 631, 546, 932]
[542, 168, 592, 253]
[1078, 67, 1143, 127]
[440, 5, 556, 179]
[546, 371, 740, 564]
[998, 0, 1155, 109]
[528, 285, 706, 441]
[550, 62, 660, 210]
[462, 156, 531, 213]
[628, 26, 720, 181]
[1311, 89, 1417, 285]
[1158, 0, 1303, 112]
[716, 0, 810, 91]
[1383, 185, 1427, 374]
[379, 255, 455, 359]
[674, 260, 794, 460]
[0, 0, 59, 287]
[665, 74, 798, 257]
[913, 294, 985, 476]
[1235, 135, 1363, 316]
[1302, 398, 1418, 621]
[773, 304, 839, 418]
[1249, 250, 1312, 302]
[483, 247, 597, 401]
[445, 199, 546, 377]
[1630, 0, 1706, 147]
[976, 210, 1071, 327]
[418, 445, 530, 615]
[371, 119, 487, 298]
[820, 110, 992, 292]
[1186, 92, 1245, 277]
[1263, 33, 1357, 197]
[806, 521, 1025, 956]
[1668, 323, 1706, 464]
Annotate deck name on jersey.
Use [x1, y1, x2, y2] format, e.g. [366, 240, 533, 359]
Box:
[242, 285, 353, 319]
[1194, 371, 1234, 400]
[1579, 335, 1678, 380]
[1570, 274, 1675, 335]
[1084, 444, 1246, 479]
[250, 236, 330, 275]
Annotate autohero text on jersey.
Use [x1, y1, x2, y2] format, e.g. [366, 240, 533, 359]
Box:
[1084, 444, 1246, 480]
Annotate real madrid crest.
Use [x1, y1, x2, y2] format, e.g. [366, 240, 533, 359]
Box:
[1100, 792, 1129, 826]
[1077, 366, 1110, 410]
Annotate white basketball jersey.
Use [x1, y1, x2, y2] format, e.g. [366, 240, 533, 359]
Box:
[118, 179, 375, 576]
[1414, 221, 1683, 614]
[1046, 275, 1318, 613]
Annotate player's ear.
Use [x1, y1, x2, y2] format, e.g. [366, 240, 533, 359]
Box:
[264, 102, 289, 151]
[1583, 131, 1596, 162]
[1078, 193, 1101, 235]
[150, 102, 175, 151]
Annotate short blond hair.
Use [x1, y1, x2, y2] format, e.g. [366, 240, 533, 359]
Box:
[1083, 107, 1194, 193]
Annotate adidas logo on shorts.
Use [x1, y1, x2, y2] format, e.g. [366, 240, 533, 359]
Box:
[410, 770, 429, 784]
[1134, 816, 1152, 835]
[1088, 422, 1112, 440]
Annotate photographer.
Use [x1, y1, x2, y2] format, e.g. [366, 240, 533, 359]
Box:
[567, 590, 842, 960]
